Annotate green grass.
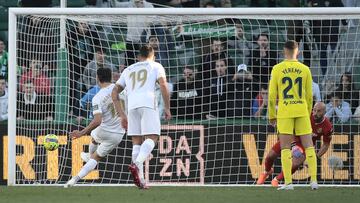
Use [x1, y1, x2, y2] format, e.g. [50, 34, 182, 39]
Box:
[1, 186, 360, 203]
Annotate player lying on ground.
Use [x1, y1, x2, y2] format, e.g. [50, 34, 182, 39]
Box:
[112, 45, 171, 189]
[258, 102, 332, 187]
[268, 40, 317, 190]
[65, 68, 126, 188]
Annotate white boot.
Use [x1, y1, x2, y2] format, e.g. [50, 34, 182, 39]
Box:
[277, 184, 294, 190]
[64, 176, 79, 188]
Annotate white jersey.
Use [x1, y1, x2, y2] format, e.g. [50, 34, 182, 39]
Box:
[0, 89, 8, 121]
[117, 61, 166, 111]
[92, 84, 125, 134]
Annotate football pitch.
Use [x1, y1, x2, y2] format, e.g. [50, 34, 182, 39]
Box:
[1, 186, 360, 203]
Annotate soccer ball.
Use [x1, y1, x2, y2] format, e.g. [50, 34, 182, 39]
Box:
[43, 134, 59, 151]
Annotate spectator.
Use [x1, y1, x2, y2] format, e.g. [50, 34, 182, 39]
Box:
[354, 105, 360, 123]
[252, 84, 268, 119]
[17, 80, 53, 121]
[309, 0, 347, 75]
[19, 60, 51, 95]
[82, 48, 116, 91]
[171, 67, 204, 119]
[0, 40, 8, 80]
[0, 75, 7, 121]
[111, 0, 153, 66]
[18, 16, 58, 72]
[78, 85, 101, 122]
[146, 35, 170, 68]
[333, 72, 359, 114]
[325, 92, 351, 123]
[67, 21, 100, 114]
[201, 38, 234, 82]
[313, 81, 321, 103]
[233, 64, 255, 117]
[248, 32, 277, 89]
[204, 58, 236, 119]
[141, 23, 176, 68]
[227, 20, 252, 65]
[67, 21, 100, 79]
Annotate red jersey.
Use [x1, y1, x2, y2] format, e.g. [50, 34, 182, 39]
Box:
[272, 114, 333, 154]
[295, 114, 333, 145]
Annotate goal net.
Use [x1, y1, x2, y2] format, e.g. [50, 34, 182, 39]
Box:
[7, 8, 360, 186]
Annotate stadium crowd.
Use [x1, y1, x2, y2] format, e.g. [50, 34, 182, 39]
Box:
[0, 0, 359, 124]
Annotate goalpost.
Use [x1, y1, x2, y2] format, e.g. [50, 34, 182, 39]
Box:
[7, 7, 360, 186]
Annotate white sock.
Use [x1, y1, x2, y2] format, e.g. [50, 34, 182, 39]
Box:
[132, 145, 141, 163]
[135, 139, 155, 182]
[135, 139, 155, 165]
[77, 159, 98, 179]
[89, 143, 98, 154]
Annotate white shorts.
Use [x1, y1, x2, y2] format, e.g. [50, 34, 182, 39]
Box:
[91, 126, 124, 157]
[127, 107, 161, 136]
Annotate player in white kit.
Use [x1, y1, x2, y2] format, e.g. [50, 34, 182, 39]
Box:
[65, 68, 125, 188]
[112, 45, 171, 189]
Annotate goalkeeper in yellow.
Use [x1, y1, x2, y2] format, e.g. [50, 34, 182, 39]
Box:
[268, 40, 318, 190]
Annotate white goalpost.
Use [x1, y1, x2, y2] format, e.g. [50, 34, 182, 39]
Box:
[7, 7, 360, 186]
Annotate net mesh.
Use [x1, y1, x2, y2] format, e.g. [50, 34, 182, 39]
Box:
[10, 12, 360, 185]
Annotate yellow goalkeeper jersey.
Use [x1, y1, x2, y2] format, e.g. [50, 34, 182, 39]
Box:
[268, 59, 313, 119]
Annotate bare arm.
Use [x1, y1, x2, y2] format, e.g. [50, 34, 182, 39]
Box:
[111, 84, 126, 119]
[317, 142, 330, 158]
[70, 114, 102, 139]
[158, 77, 171, 120]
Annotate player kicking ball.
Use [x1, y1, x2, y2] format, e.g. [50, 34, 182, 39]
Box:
[268, 40, 318, 190]
[112, 45, 171, 189]
[64, 68, 125, 188]
[257, 102, 332, 187]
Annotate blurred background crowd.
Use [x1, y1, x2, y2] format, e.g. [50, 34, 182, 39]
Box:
[0, 0, 360, 125]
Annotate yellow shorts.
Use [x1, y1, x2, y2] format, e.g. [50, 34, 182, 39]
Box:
[277, 116, 312, 136]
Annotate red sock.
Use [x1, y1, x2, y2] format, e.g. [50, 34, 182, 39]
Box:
[265, 157, 275, 172]
[276, 166, 299, 181]
[276, 171, 284, 181]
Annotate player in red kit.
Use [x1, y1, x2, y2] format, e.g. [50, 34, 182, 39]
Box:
[257, 102, 333, 187]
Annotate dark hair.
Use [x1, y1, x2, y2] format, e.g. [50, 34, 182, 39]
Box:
[284, 40, 299, 50]
[94, 47, 104, 54]
[338, 72, 355, 91]
[257, 32, 269, 41]
[331, 91, 342, 99]
[97, 68, 112, 83]
[138, 45, 154, 58]
[260, 84, 268, 90]
[0, 75, 5, 81]
[212, 38, 223, 43]
[148, 35, 158, 41]
[215, 58, 228, 67]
